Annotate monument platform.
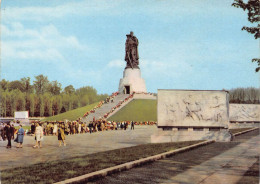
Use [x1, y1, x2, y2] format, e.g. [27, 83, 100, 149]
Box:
[151, 127, 231, 142]
[118, 68, 147, 94]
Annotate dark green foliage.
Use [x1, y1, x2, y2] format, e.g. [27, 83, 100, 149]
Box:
[0, 76, 108, 117]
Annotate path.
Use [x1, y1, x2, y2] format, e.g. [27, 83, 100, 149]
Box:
[0, 126, 157, 171]
[91, 129, 260, 184]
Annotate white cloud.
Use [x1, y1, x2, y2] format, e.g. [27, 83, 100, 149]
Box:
[2, 23, 86, 61]
[2, 0, 121, 22]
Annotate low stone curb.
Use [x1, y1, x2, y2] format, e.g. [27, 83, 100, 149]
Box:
[233, 127, 259, 136]
[54, 140, 214, 184]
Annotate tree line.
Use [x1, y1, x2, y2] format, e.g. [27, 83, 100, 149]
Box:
[229, 87, 260, 104]
[0, 75, 108, 117]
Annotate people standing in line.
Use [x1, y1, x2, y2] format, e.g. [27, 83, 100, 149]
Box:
[53, 123, 58, 136]
[131, 121, 134, 130]
[78, 123, 81, 134]
[33, 123, 43, 148]
[10, 124, 15, 140]
[31, 123, 35, 135]
[89, 122, 93, 134]
[124, 122, 127, 130]
[0, 123, 4, 141]
[15, 125, 25, 148]
[4, 123, 12, 148]
[57, 125, 66, 147]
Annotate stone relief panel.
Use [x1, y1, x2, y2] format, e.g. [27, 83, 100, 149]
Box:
[158, 90, 229, 127]
[229, 104, 260, 122]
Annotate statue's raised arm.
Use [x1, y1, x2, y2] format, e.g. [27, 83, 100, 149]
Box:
[125, 31, 140, 69]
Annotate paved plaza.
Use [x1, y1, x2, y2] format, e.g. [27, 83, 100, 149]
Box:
[0, 126, 157, 171]
[0, 127, 259, 184]
[90, 129, 260, 184]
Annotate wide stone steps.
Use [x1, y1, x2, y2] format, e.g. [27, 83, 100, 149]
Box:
[82, 94, 129, 123]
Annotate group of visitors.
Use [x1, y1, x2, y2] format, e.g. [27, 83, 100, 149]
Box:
[83, 91, 155, 121]
[103, 93, 134, 118]
[104, 92, 119, 103]
[30, 119, 156, 135]
[83, 101, 105, 117]
[0, 119, 156, 149]
[0, 122, 25, 148]
[83, 92, 119, 117]
[31, 122, 66, 148]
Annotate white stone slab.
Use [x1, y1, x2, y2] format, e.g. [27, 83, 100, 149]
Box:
[157, 90, 229, 128]
[151, 129, 231, 142]
[229, 104, 260, 122]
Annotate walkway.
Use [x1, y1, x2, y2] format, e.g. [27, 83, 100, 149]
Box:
[0, 126, 157, 171]
[91, 129, 260, 184]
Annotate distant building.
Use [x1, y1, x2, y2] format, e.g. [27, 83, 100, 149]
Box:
[15, 111, 29, 125]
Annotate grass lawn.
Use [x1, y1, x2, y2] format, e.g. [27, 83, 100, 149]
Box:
[14, 126, 30, 130]
[41, 102, 99, 122]
[108, 99, 157, 122]
[1, 140, 201, 184]
[229, 128, 252, 134]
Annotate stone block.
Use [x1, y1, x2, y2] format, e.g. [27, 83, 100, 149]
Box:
[152, 89, 231, 142]
[118, 68, 147, 94]
[157, 89, 229, 128]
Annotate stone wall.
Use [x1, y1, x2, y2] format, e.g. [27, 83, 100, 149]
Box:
[229, 104, 260, 128]
[152, 90, 231, 142]
[157, 90, 229, 128]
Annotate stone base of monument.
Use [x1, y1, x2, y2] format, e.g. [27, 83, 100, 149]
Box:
[229, 121, 260, 129]
[151, 127, 232, 143]
[118, 68, 147, 94]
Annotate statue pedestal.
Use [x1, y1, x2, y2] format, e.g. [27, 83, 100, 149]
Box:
[118, 68, 147, 94]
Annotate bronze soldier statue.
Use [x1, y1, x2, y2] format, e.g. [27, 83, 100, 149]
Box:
[125, 31, 139, 69]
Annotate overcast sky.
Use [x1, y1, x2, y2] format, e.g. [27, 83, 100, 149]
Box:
[1, 0, 259, 94]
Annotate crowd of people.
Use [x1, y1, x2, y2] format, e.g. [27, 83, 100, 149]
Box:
[103, 93, 134, 118]
[83, 92, 119, 117]
[30, 119, 156, 136]
[0, 119, 156, 149]
[83, 91, 155, 121]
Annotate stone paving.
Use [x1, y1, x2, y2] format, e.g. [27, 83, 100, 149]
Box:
[0, 126, 157, 171]
[1, 127, 259, 184]
[91, 129, 260, 184]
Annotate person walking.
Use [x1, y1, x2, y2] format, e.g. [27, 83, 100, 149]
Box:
[131, 121, 134, 130]
[15, 125, 25, 148]
[4, 123, 12, 148]
[33, 123, 43, 148]
[57, 125, 66, 147]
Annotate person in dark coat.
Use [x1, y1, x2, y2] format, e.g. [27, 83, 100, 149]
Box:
[131, 121, 134, 130]
[4, 123, 12, 148]
[10, 124, 15, 140]
[31, 123, 36, 135]
[15, 125, 25, 148]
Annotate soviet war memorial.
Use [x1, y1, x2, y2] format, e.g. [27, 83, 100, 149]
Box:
[0, 1, 259, 184]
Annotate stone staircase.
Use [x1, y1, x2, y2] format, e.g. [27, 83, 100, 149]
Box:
[82, 94, 129, 123]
